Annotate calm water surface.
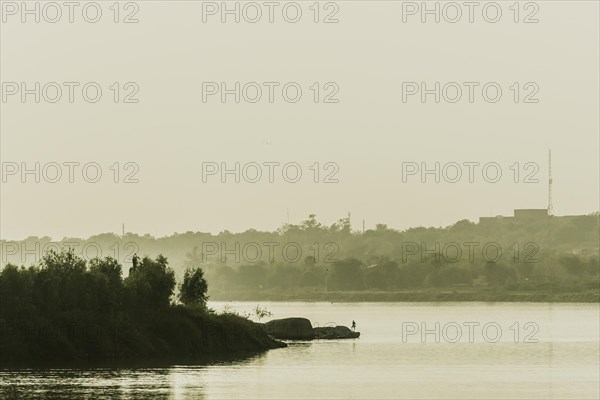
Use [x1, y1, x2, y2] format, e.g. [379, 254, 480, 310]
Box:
[1, 302, 598, 399]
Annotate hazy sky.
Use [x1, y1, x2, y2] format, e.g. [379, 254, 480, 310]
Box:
[1, 1, 598, 240]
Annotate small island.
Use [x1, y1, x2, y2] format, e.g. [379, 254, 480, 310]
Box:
[0, 250, 285, 366]
[261, 317, 360, 340]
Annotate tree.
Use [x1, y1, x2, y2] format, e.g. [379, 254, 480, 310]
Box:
[185, 246, 204, 266]
[485, 261, 517, 288]
[124, 255, 176, 313]
[375, 224, 389, 232]
[364, 261, 399, 290]
[33, 249, 88, 314]
[301, 214, 322, 231]
[559, 254, 587, 276]
[327, 257, 363, 290]
[587, 256, 600, 276]
[237, 264, 267, 290]
[425, 264, 473, 287]
[0, 264, 35, 319]
[89, 256, 123, 313]
[330, 217, 351, 234]
[179, 267, 209, 309]
[304, 255, 316, 266]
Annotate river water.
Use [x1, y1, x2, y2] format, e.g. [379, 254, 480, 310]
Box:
[1, 302, 598, 399]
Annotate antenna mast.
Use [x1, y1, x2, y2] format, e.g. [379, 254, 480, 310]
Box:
[548, 149, 553, 215]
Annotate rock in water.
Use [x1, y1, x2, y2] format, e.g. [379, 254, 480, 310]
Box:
[265, 317, 315, 340]
[314, 325, 360, 339]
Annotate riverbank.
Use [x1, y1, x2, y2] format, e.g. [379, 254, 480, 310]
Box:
[209, 289, 600, 303]
[0, 307, 285, 366]
[0, 253, 286, 367]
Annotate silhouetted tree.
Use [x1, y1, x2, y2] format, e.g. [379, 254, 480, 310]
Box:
[124, 255, 175, 314]
[179, 267, 209, 309]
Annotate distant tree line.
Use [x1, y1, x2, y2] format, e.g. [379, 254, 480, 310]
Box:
[1, 213, 598, 298]
[192, 214, 599, 295]
[201, 250, 599, 295]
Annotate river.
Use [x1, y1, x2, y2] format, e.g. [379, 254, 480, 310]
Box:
[1, 302, 598, 399]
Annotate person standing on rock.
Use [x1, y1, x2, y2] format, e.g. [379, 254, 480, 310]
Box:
[351, 320, 356, 331]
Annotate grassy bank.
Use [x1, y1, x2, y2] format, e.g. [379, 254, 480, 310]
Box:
[209, 289, 600, 303]
[0, 251, 285, 367]
[0, 306, 285, 366]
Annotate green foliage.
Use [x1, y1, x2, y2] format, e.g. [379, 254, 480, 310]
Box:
[2, 213, 598, 302]
[179, 267, 209, 308]
[0, 264, 35, 319]
[559, 254, 587, 276]
[0, 250, 282, 364]
[327, 258, 364, 290]
[254, 304, 273, 321]
[426, 264, 474, 287]
[484, 262, 517, 288]
[124, 255, 176, 314]
[363, 261, 399, 290]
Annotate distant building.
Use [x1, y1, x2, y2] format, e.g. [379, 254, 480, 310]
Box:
[513, 209, 549, 220]
[479, 209, 549, 224]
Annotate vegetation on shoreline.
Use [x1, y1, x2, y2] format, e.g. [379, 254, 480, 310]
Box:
[198, 214, 599, 301]
[0, 251, 284, 365]
[1, 213, 598, 304]
[210, 289, 600, 303]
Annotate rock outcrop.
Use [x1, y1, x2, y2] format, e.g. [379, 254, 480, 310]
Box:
[264, 317, 315, 340]
[313, 325, 360, 339]
[263, 318, 360, 340]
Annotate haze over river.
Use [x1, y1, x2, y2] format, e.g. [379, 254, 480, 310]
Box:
[1, 302, 598, 399]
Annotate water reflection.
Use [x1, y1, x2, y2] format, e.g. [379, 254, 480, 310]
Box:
[0, 353, 266, 400]
[1, 303, 598, 399]
[0, 368, 169, 399]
